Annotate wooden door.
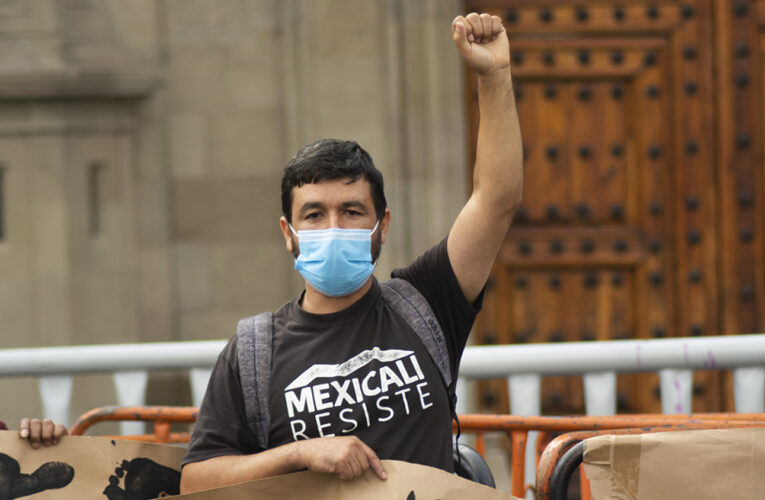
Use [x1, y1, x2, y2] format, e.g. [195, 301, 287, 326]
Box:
[465, 0, 765, 414]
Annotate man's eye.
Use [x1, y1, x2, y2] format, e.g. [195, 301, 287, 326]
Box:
[306, 213, 320, 220]
[346, 210, 361, 216]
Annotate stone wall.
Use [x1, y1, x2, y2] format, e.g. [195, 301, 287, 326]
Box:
[0, 0, 468, 425]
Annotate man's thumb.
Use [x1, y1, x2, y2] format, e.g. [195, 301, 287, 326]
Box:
[452, 22, 471, 57]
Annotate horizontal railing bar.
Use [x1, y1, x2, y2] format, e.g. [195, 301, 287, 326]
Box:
[459, 334, 765, 378]
[1, 334, 763, 378]
[0, 341, 226, 377]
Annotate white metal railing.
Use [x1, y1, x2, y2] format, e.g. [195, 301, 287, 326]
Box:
[2, 334, 763, 499]
[456, 334, 765, 497]
[0, 335, 763, 448]
[1, 335, 764, 422]
[0, 340, 224, 434]
[457, 333, 765, 414]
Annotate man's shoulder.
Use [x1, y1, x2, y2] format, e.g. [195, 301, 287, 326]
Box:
[389, 237, 449, 282]
[216, 333, 240, 365]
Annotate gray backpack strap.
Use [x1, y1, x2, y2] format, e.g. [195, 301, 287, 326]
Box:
[236, 312, 273, 450]
[381, 278, 452, 390]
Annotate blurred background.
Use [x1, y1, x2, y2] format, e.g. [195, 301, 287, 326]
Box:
[0, 0, 470, 425]
[0, 0, 764, 449]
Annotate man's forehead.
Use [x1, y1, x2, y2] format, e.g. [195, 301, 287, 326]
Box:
[291, 177, 373, 205]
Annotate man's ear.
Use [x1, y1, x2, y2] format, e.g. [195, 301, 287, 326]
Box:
[380, 209, 391, 244]
[279, 216, 295, 253]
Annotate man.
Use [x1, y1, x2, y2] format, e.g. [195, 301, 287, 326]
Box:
[180, 12, 522, 494]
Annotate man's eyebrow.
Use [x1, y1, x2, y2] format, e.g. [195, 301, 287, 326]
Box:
[298, 201, 326, 215]
[340, 200, 368, 211]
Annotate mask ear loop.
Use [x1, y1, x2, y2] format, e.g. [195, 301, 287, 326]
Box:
[369, 219, 380, 236]
[287, 224, 301, 260]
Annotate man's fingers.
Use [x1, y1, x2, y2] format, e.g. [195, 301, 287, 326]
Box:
[337, 456, 361, 481]
[18, 418, 66, 447]
[41, 419, 55, 445]
[28, 419, 42, 448]
[368, 454, 387, 480]
[457, 12, 504, 45]
[343, 440, 367, 479]
[466, 12, 482, 42]
[335, 462, 351, 480]
[348, 453, 364, 479]
[479, 13, 493, 43]
[490, 15, 503, 40]
[18, 418, 30, 439]
[452, 17, 472, 58]
[361, 441, 387, 480]
[306, 436, 386, 481]
[53, 423, 68, 444]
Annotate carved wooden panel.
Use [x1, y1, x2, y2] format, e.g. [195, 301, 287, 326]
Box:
[466, 0, 764, 414]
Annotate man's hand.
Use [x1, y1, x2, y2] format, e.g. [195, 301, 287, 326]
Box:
[18, 418, 68, 449]
[181, 436, 387, 494]
[452, 13, 510, 76]
[298, 436, 387, 481]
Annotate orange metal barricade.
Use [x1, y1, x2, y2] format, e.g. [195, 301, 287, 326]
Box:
[454, 413, 765, 498]
[70, 405, 198, 443]
[534, 418, 765, 500]
[533, 415, 765, 500]
[71, 407, 765, 499]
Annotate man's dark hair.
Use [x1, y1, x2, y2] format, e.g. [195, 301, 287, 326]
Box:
[281, 139, 387, 223]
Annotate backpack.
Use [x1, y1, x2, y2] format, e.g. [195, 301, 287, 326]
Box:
[235, 278, 455, 450]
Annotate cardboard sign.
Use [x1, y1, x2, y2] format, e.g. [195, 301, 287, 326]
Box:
[0, 431, 184, 499]
[583, 427, 765, 500]
[177, 459, 520, 500]
[0, 431, 519, 500]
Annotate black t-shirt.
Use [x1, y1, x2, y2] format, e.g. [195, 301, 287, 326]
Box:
[182, 238, 482, 471]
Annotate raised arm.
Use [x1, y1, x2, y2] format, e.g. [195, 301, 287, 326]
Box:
[447, 13, 523, 303]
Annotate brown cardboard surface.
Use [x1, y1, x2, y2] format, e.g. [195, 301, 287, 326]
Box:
[176, 459, 521, 500]
[0, 430, 184, 499]
[583, 427, 765, 500]
[0, 432, 518, 500]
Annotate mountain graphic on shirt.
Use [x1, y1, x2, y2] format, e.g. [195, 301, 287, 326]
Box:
[284, 348, 413, 390]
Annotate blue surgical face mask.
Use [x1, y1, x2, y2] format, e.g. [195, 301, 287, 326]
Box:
[290, 220, 380, 297]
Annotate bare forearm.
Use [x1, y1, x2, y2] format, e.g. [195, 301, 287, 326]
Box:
[474, 68, 524, 215]
[180, 442, 302, 494]
[180, 436, 386, 494]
